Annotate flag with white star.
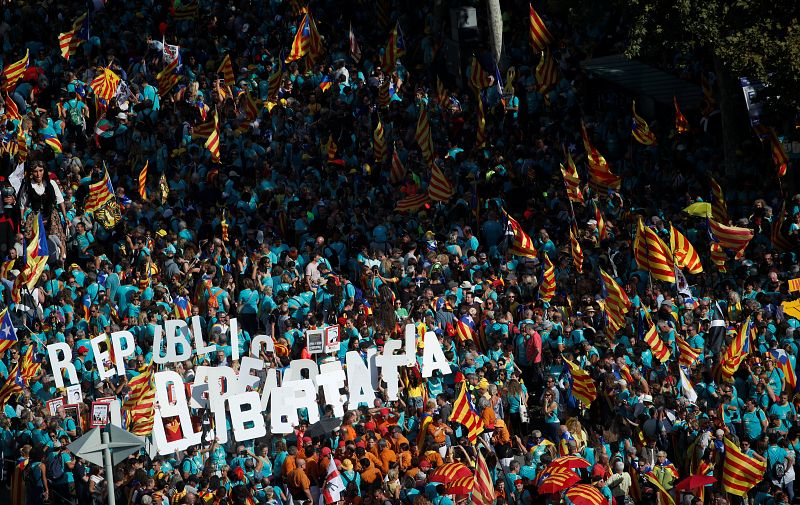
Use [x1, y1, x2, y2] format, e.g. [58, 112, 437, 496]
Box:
[0, 308, 18, 353]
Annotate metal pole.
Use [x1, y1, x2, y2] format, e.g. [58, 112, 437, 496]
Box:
[102, 430, 116, 505]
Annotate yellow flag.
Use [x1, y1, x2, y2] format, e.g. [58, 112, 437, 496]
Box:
[683, 202, 712, 218]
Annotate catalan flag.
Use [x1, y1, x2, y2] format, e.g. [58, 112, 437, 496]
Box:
[243, 91, 259, 121]
[217, 54, 235, 87]
[472, 450, 495, 505]
[631, 101, 657, 146]
[634, 218, 676, 283]
[709, 178, 729, 224]
[570, 229, 583, 273]
[138, 161, 148, 200]
[468, 56, 492, 93]
[535, 49, 558, 95]
[3, 93, 20, 120]
[0, 308, 18, 353]
[594, 203, 608, 241]
[377, 79, 391, 108]
[643, 315, 671, 362]
[415, 106, 434, 164]
[561, 152, 584, 204]
[373, 118, 387, 163]
[436, 77, 447, 107]
[476, 99, 487, 148]
[718, 318, 751, 380]
[382, 23, 406, 72]
[267, 53, 285, 100]
[710, 243, 727, 272]
[172, 1, 199, 20]
[428, 163, 454, 202]
[721, 437, 767, 496]
[2, 49, 29, 91]
[456, 315, 477, 344]
[539, 254, 556, 303]
[769, 349, 797, 392]
[669, 225, 703, 274]
[59, 30, 77, 60]
[318, 74, 333, 92]
[124, 365, 156, 435]
[674, 96, 689, 134]
[204, 113, 221, 162]
[676, 337, 700, 368]
[390, 146, 406, 183]
[394, 193, 428, 213]
[156, 57, 181, 97]
[449, 382, 484, 442]
[503, 210, 537, 259]
[563, 357, 597, 407]
[529, 3, 553, 52]
[581, 121, 621, 192]
[41, 133, 63, 154]
[89, 67, 120, 102]
[349, 22, 361, 63]
[708, 219, 753, 257]
[643, 471, 676, 505]
[753, 124, 789, 177]
[600, 269, 631, 334]
[20, 213, 49, 291]
[174, 296, 192, 319]
[84, 170, 115, 213]
[0, 346, 41, 407]
[772, 201, 794, 252]
[286, 12, 322, 63]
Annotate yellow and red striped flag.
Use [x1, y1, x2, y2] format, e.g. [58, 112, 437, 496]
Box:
[2, 49, 29, 91]
[125, 365, 156, 435]
[468, 56, 492, 94]
[535, 49, 558, 95]
[570, 229, 583, 273]
[243, 91, 259, 121]
[373, 118, 387, 163]
[753, 124, 789, 177]
[377, 79, 391, 108]
[449, 383, 484, 442]
[394, 193, 428, 213]
[709, 178, 729, 224]
[90, 67, 121, 101]
[676, 337, 700, 368]
[539, 254, 556, 303]
[267, 61, 283, 100]
[59, 30, 76, 60]
[436, 77, 447, 107]
[674, 96, 689, 134]
[670, 225, 703, 274]
[772, 201, 794, 252]
[529, 3, 553, 52]
[204, 113, 221, 162]
[643, 471, 676, 505]
[138, 161, 148, 200]
[563, 357, 597, 407]
[721, 436, 767, 496]
[381, 23, 405, 72]
[4, 93, 21, 120]
[503, 210, 538, 259]
[561, 152, 584, 204]
[415, 106, 434, 164]
[476, 99, 487, 148]
[472, 449, 495, 505]
[710, 243, 727, 272]
[643, 314, 672, 362]
[390, 146, 406, 184]
[718, 318, 751, 380]
[709, 219, 753, 258]
[634, 218, 676, 282]
[600, 269, 631, 334]
[156, 57, 181, 97]
[631, 100, 657, 146]
[594, 203, 608, 241]
[217, 54, 235, 87]
[428, 163, 454, 202]
[85, 170, 115, 213]
[581, 121, 621, 192]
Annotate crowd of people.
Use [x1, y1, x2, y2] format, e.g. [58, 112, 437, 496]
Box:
[0, 1, 799, 505]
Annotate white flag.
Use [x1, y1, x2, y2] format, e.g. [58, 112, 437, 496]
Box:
[163, 41, 181, 65]
[349, 23, 361, 63]
[679, 366, 697, 404]
[321, 456, 345, 504]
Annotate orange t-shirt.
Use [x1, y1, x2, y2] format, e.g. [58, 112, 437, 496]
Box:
[287, 468, 310, 493]
[427, 423, 447, 444]
[361, 466, 383, 485]
[282, 455, 297, 477]
[423, 450, 444, 467]
[379, 448, 398, 474]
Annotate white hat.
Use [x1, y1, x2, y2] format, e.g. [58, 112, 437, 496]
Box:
[459, 281, 472, 289]
[616, 379, 628, 387]
[473, 297, 483, 304]
[116, 112, 128, 120]
[587, 219, 597, 226]
[642, 394, 654, 403]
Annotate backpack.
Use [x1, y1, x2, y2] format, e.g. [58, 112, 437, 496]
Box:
[771, 460, 786, 481]
[49, 452, 66, 481]
[67, 102, 84, 126]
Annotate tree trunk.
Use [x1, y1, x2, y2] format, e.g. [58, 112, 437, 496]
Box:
[713, 55, 750, 176]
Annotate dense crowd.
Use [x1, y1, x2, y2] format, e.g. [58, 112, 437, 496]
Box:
[0, 1, 799, 505]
